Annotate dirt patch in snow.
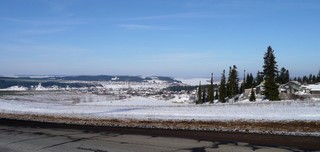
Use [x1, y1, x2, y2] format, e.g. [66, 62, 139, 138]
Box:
[0, 113, 319, 137]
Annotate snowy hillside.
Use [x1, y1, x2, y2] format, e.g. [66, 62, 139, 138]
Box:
[176, 78, 211, 86]
[0, 92, 319, 121]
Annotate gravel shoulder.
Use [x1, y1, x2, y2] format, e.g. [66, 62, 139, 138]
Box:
[1, 113, 319, 137]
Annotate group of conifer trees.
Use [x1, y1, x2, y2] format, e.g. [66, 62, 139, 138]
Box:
[219, 65, 239, 103]
[292, 72, 320, 84]
[196, 66, 240, 104]
[196, 46, 308, 104]
[196, 73, 217, 104]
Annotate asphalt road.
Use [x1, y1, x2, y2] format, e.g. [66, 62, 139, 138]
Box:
[0, 119, 319, 152]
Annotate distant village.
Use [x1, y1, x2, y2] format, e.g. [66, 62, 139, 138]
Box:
[0, 74, 320, 104]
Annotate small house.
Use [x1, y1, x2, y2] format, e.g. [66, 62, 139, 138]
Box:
[255, 81, 265, 95]
[279, 81, 302, 94]
[302, 84, 320, 97]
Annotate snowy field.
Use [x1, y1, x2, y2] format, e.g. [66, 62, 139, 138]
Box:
[0, 92, 319, 121]
[177, 78, 213, 85]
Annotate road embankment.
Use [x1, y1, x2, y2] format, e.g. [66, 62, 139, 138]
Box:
[0, 113, 319, 137]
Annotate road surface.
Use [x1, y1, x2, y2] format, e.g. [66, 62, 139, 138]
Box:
[0, 119, 319, 152]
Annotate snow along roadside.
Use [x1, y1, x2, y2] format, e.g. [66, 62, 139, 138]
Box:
[0, 112, 319, 137]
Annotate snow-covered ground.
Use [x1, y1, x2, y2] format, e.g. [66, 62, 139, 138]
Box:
[0, 92, 319, 121]
[99, 81, 169, 90]
[0, 86, 28, 91]
[176, 78, 212, 85]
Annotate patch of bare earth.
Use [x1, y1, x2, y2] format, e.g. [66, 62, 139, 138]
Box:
[0, 113, 319, 136]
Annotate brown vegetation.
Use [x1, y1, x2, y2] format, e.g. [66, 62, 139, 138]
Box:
[0, 113, 319, 136]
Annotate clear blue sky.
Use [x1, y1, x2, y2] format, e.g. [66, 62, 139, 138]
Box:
[0, 0, 319, 78]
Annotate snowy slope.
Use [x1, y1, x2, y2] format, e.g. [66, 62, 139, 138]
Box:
[176, 78, 220, 86]
[0, 93, 319, 121]
[176, 78, 210, 85]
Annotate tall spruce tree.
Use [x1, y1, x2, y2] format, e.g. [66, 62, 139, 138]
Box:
[255, 71, 264, 86]
[317, 70, 320, 82]
[202, 87, 206, 103]
[226, 66, 232, 98]
[244, 73, 255, 89]
[197, 81, 202, 104]
[249, 73, 254, 87]
[219, 70, 227, 103]
[239, 70, 246, 94]
[232, 65, 239, 95]
[226, 65, 239, 98]
[278, 67, 290, 84]
[285, 69, 290, 83]
[208, 73, 214, 103]
[263, 46, 280, 101]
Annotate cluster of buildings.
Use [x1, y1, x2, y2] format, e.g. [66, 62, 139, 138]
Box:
[278, 81, 320, 99]
[244, 81, 320, 100]
[84, 81, 197, 103]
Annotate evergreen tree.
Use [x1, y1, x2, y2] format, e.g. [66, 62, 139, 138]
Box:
[276, 72, 280, 84]
[303, 76, 308, 84]
[249, 88, 256, 102]
[219, 70, 227, 103]
[208, 73, 214, 103]
[202, 87, 206, 103]
[233, 65, 239, 95]
[317, 70, 320, 82]
[230, 65, 239, 97]
[226, 66, 232, 98]
[312, 75, 317, 83]
[239, 70, 246, 94]
[244, 73, 255, 89]
[285, 69, 290, 83]
[263, 46, 280, 101]
[255, 71, 264, 86]
[278, 67, 290, 84]
[244, 73, 249, 88]
[297, 77, 302, 83]
[197, 81, 202, 104]
[226, 65, 239, 98]
[250, 73, 254, 87]
[309, 74, 313, 84]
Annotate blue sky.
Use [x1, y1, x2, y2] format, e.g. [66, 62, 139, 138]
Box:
[0, 0, 319, 78]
